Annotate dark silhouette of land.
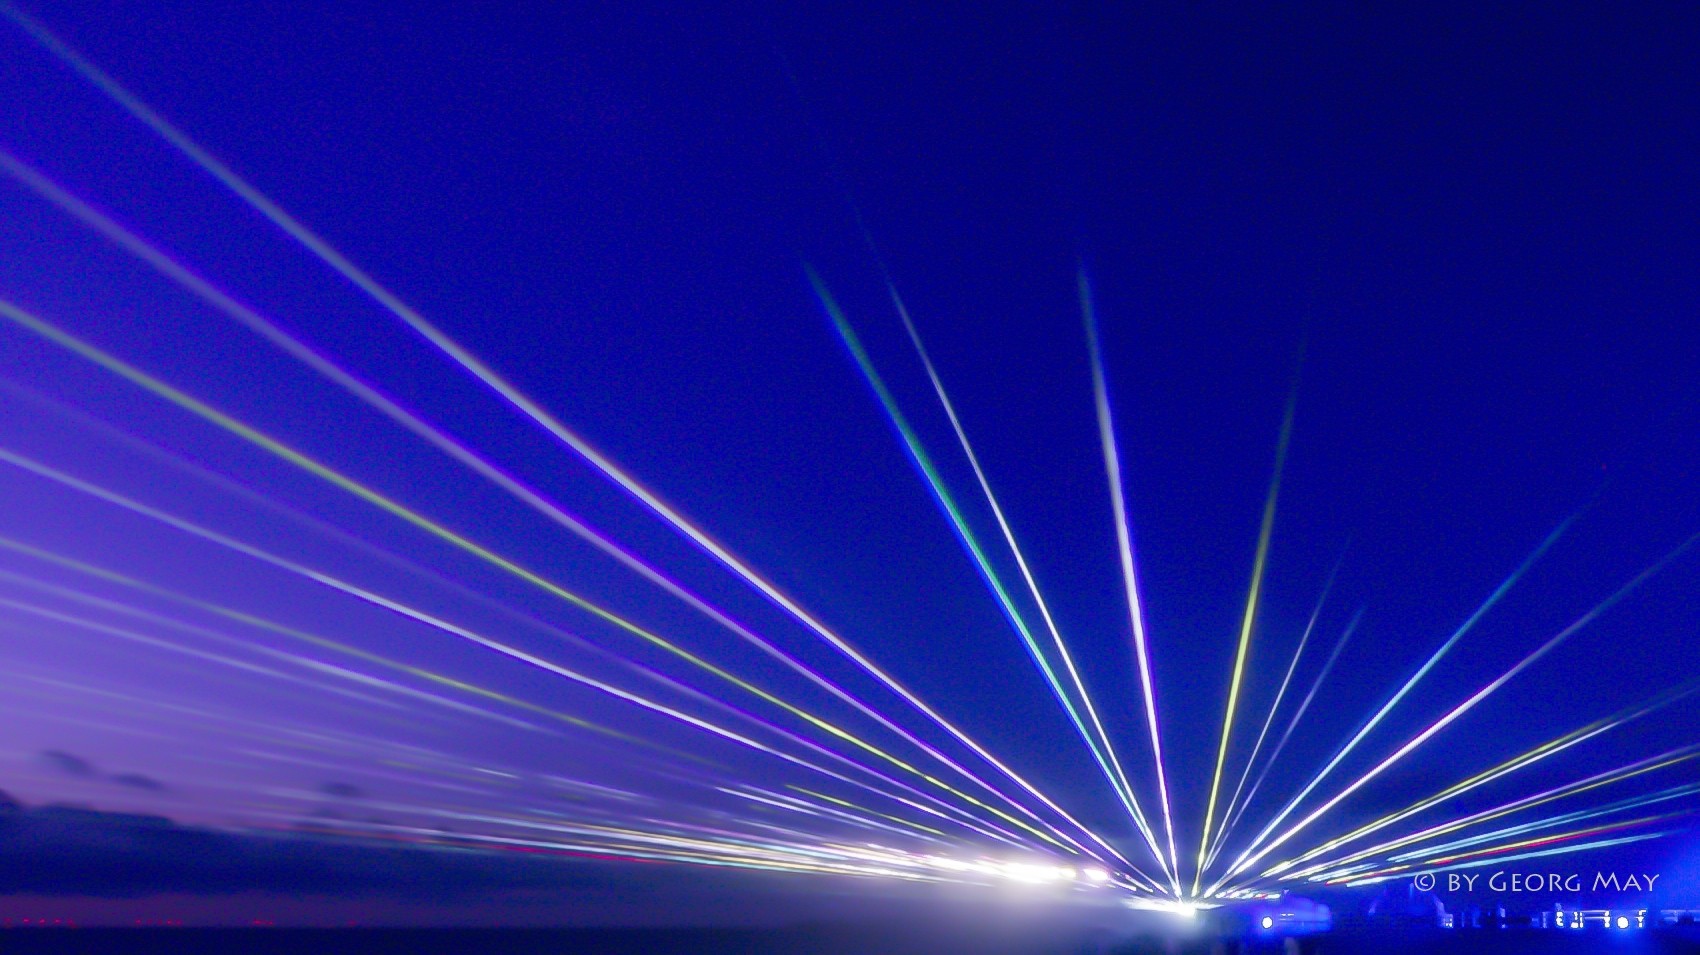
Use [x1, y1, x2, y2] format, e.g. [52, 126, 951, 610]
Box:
[1, 925, 1700, 954]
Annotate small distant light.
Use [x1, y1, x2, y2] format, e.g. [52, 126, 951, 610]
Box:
[1261, 916, 1275, 930]
[1616, 916, 1629, 929]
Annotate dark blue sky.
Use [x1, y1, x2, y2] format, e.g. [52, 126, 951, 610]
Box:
[0, 0, 1697, 922]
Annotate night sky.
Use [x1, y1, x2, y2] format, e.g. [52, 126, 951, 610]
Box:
[0, 0, 1698, 927]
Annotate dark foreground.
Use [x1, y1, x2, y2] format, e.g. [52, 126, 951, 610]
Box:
[2, 926, 1700, 954]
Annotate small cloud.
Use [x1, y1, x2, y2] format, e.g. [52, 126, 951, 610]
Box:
[110, 774, 165, 792]
[39, 750, 94, 777]
[319, 782, 364, 799]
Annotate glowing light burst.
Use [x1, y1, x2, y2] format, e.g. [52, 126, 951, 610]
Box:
[0, 3, 1696, 912]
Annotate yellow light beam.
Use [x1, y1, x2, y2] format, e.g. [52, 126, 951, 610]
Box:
[1195, 365, 1299, 895]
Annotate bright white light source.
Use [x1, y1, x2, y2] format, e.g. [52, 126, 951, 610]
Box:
[1081, 865, 1110, 884]
[1260, 916, 1275, 930]
[1125, 899, 1209, 918]
[999, 861, 1064, 884]
[1616, 916, 1629, 929]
